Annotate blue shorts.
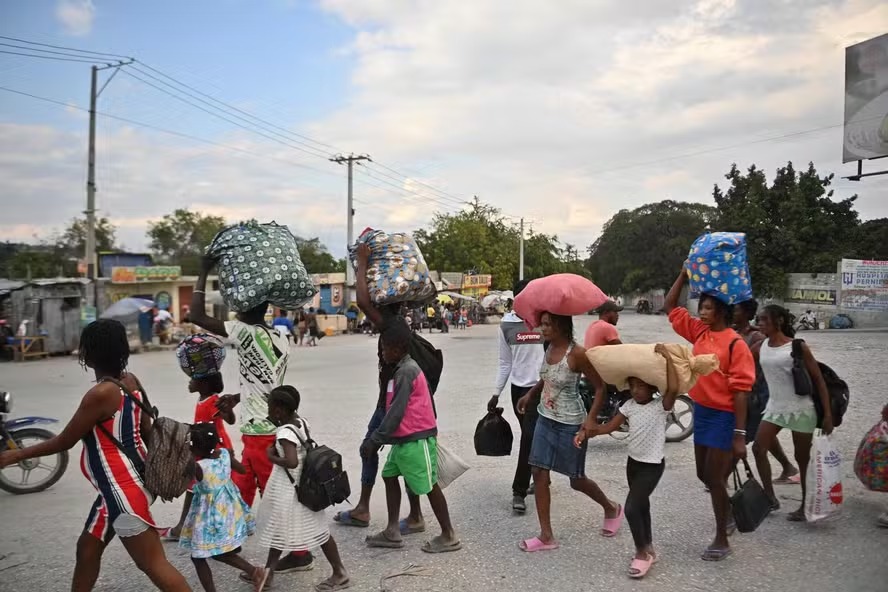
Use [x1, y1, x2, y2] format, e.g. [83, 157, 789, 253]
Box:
[529, 415, 587, 479]
[693, 403, 735, 451]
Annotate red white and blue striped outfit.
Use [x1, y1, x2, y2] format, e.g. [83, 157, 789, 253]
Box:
[81, 386, 157, 542]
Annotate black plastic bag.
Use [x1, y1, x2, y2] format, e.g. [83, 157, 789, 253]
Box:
[474, 408, 513, 457]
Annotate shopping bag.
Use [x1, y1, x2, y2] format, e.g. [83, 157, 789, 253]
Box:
[436, 441, 470, 489]
[805, 432, 843, 522]
[685, 231, 752, 305]
[854, 420, 888, 492]
[730, 458, 772, 533]
[474, 408, 514, 456]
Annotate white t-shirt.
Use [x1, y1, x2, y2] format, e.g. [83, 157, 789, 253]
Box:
[225, 320, 290, 435]
[619, 398, 669, 464]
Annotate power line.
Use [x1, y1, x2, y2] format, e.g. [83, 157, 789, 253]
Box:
[363, 162, 469, 208]
[0, 35, 133, 59]
[0, 49, 108, 64]
[368, 161, 470, 206]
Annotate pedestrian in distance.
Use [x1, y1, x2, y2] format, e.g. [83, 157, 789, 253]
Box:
[733, 300, 800, 485]
[272, 310, 295, 345]
[363, 322, 461, 554]
[255, 387, 350, 591]
[752, 304, 834, 521]
[0, 319, 191, 592]
[487, 279, 546, 514]
[178, 423, 262, 592]
[516, 312, 622, 552]
[575, 344, 679, 579]
[664, 269, 755, 562]
[584, 300, 623, 348]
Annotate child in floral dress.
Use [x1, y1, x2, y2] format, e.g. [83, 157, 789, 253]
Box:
[180, 423, 263, 592]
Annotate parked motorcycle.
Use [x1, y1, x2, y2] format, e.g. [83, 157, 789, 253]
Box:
[580, 380, 695, 442]
[0, 391, 69, 494]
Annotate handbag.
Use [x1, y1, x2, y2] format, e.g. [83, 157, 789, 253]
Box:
[790, 339, 814, 397]
[730, 458, 772, 533]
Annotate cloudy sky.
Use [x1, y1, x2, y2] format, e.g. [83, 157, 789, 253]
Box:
[1, 0, 887, 258]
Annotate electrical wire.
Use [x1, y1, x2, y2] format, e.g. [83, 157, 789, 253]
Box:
[0, 49, 109, 64]
[0, 35, 133, 59]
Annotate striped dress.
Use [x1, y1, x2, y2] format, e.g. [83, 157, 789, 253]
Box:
[80, 385, 158, 542]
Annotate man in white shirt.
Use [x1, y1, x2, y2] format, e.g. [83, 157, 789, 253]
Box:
[486, 280, 546, 514]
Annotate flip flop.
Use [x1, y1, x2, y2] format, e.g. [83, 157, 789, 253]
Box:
[333, 511, 370, 528]
[878, 512, 888, 528]
[365, 531, 405, 549]
[628, 555, 654, 579]
[518, 537, 559, 552]
[315, 579, 351, 591]
[399, 518, 426, 535]
[239, 570, 274, 590]
[255, 568, 272, 591]
[774, 474, 801, 485]
[701, 546, 732, 562]
[601, 504, 624, 537]
[421, 536, 463, 554]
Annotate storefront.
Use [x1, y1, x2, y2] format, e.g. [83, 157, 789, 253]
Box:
[105, 266, 207, 322]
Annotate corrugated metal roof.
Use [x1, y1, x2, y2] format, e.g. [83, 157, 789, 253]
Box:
[0, 280, 26, 296]
[29, 278, 90, 286]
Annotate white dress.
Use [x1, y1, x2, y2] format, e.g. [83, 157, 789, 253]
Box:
[256, 422, 330, 551]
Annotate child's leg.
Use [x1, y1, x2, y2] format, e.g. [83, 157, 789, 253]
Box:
[426, 484, 458, 543]
[624, 458, 665, 559]
[318, 535, 350, 585]
[264, 548, 283, 586]
[383, 476, 403, 539]
[532, 467, 556, 543]
[169, 491, 193, 537]
[569, 476, 619, 517]
[405, 487, 425, 527]
[192, 557, 216, 592]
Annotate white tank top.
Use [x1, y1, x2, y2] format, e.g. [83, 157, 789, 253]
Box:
[758, 341, 816, 416]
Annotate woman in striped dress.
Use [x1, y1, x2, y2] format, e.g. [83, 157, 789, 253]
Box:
[0, 319, 190, 592]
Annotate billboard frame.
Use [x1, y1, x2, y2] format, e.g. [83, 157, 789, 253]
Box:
[843, 33, 888, 181]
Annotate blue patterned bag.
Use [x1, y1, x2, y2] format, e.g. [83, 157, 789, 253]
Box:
[685, 232, 752, 305]
[348, 227, 436, 305]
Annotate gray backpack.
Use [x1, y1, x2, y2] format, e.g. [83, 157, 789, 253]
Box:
[98, 377, 196, 502]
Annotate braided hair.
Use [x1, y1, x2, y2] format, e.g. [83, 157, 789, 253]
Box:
[269, 385, 301, 414]
[189, 422, 221, 458]
[761, 304, 796, 338]
[79, 319, 129, 376]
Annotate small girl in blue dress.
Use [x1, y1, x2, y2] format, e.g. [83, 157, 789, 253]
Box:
[180, 423, 263, 591]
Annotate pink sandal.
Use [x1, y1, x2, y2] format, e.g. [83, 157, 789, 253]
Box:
[628, 554, 654, 579]
[519, 537, 560, 552]
[601, 504, 624, 537]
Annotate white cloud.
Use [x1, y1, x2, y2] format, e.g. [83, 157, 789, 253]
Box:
[55, 0, 96, 37]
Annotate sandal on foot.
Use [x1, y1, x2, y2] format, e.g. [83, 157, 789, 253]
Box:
[365, 531, 405, 549]
[601, 504, 624, 537]
[333, 510, 370, 528]
[774, 473, 801, 485]
[701, 546, 732, 562]
[315, 578, 351, 591]
[787, 509, 807, 522]
[399, 518, 426, 535]
[421, 536, 463, 554]
[878, 512, 888, 528]
[518, 536, 559, 552]
[628, 555, 654, 579]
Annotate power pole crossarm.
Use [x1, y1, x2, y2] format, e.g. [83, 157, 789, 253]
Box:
[330, 153, 371, 304]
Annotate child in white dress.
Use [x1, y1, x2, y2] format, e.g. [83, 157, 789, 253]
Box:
[257, 386, 350, 591]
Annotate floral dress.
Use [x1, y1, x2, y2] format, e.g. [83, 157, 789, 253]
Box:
[180, 449, 255, 558]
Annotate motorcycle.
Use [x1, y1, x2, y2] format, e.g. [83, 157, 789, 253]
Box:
[580, 380, 695, 442]
[0, 391, 69, 494]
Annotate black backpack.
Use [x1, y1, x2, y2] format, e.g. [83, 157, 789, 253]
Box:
[791, 339, 850, 428]
[409, 333, 444, 395]
[284, 420, 351, 512]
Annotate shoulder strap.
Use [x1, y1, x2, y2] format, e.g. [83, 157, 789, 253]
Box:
[727, 337, 741, 365]
[791, 338, 805, 361]
[100, 376, 157, 420]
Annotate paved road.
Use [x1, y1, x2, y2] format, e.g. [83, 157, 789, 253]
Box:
[1, 313, 886, 592]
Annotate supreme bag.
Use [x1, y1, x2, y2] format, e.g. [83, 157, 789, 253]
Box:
[98, 378, 196, 502]
[730, 458, 771, 533]
[685, 232, 752, 305]
[474, 408, 514, 456]
[348, 227, 436, 305]
[436, 441, 470, 489]
[854, 421, 888, 492]
[790, 339, 850, 428]
[208, 221, 316, 313]
[805, 432, 844, 522]
[285, 420, 351, 512]
[512, 274, 608, 329]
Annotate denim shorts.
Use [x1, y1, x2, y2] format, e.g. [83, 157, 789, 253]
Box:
[528, 415, 587, 478]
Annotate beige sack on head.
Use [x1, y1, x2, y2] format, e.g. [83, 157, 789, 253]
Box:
[586, 344, 719, 394]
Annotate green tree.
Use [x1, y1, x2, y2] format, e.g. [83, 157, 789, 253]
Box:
[147, 209, 227, 275]
[586, 200, 716, 294]
[713, 162, 860, 297]
[414, 198, 586, 289]
[854, 218, 888, 261]
[56, 216, 117, 258]
[295, 237, 346, 274]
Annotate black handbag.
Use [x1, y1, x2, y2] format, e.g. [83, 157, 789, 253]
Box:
[730, 459, 772, 533]
[790, 339, 814, 397]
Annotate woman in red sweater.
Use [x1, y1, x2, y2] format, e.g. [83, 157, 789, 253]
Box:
[664, 269, 755, 562]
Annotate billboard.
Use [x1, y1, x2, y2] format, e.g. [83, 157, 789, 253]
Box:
[839, 259, 888, 311]
[111, 266, 181, 284]
[843, 33, 888, 163]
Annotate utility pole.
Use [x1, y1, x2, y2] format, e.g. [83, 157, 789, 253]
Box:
[519, 217, 525, 281]
[85, 59, 132, 312]
[330, 153, 371, 304]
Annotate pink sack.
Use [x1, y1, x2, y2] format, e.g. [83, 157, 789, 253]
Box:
[513, 274, 608, 329]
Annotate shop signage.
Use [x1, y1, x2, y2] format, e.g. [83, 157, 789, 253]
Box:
[111, 266, 182, 284]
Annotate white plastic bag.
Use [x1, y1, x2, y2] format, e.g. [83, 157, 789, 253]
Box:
[436, 441, 470, 489]
[805, 432, 843, 523]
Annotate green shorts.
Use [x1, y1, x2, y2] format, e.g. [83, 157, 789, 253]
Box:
[381, 437, 438, 496]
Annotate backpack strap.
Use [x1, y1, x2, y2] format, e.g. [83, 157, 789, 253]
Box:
[791, 338, 805, 363]
[280, 423, 311, 488]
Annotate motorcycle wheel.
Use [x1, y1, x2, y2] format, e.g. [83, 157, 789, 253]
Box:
[0, 427, 69, 494]
[665, 395, 694, 443]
